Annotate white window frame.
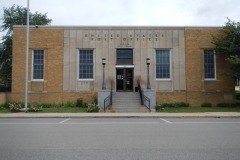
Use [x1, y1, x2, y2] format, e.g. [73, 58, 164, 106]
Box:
[204, 49, 217, 80]
[32, 49, 44, 81]
[155, 49, 172, 80]
[77, 49, 95, 81]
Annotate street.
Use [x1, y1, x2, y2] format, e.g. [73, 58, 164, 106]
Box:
[0, 118, 240, 160]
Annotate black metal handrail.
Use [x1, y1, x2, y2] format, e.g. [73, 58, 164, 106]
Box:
[104, 95, 111, 111]
[142, 94, 150, 112]
[137, 80, 151, 112]
[103, 80, 113, 112]
[138, 80, 143, 105]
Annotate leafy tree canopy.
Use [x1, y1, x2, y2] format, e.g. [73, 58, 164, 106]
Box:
[212, 18, 240, 81]
[0, 5, 52, 90]
[1, 5, 52, 35]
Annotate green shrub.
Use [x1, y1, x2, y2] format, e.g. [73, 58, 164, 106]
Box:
[216, 103, 237, 108]
[28, 104, 43, 112]
[160, 103, 175, 108]
[7, 102, 24, 112]
[56, 103, 64, 107]
[236, 91, 240, 100]
[156, 103, 174, 112]
[76, 98, 87, 108]
[0, 104, 5, 109]
[1, 102, 8, 109]
[156, 104, 161, 111]
[87, 103, 99, 112]
[92, 96, 98, 104]
[174, 102, 190, 108]
[65, 101, 75, 108]
[4, 102, 44, 112]
[158, 102, 189, 108]
[156, 102, 189, 111]
[201, 102, 212, 107]
[236, 101, 240, 106]
[39, 103, 55, 108]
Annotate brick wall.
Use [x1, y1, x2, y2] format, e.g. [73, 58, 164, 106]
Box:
[12, 27, 98, 104]
[184, 28, 235, 106]
[0, 93, 11, 104]
[12, 28, 65, 103]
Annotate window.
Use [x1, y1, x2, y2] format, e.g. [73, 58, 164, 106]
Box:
[156, 50, 171, 79]
[32, 50, 44, 80]
[204, 50, 216, 80]
[78, 49, 94, 79]
[117, 49, 133, 65]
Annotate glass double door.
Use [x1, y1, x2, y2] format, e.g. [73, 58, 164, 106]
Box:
[116, 68, 133, 91]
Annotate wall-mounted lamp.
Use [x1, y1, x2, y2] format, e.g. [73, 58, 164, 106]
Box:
[146, 58, 151, 89]
[102, 58, 106, 90]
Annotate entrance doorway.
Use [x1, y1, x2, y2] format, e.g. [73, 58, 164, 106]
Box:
[116, 68, 133, 91]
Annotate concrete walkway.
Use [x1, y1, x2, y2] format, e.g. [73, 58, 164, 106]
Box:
[0, 112, 240, 118]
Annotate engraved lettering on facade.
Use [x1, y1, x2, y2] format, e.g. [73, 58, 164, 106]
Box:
[86, 31, 170, 42]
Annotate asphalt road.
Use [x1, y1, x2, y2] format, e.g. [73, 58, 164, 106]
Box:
[0, 118, 240, 160]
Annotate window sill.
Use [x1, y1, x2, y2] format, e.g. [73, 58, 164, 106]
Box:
[29, 80, 47, 83]
[77, 79, 94, 81]
[202, 79, 220, 82]
[201, 90, 221, 93]
[155, 79, 172, 81]
[28, 91, 47, 94]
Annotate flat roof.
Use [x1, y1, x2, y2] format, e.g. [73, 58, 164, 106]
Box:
[13, 25, 222, 30]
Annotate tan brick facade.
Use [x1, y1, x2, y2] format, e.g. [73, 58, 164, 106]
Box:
[184, 28, 235, 106]
[12, 27, 97, 104]
[11, 26, 235, 106]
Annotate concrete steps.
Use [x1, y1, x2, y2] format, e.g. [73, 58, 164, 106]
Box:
[106, 92, 149, 113]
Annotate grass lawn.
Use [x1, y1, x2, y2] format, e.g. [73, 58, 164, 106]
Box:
[0, 107, 11, 113]
[40, 107, 87, 113]
[159, 107, 240, 113]
[0, 106, 87, 113]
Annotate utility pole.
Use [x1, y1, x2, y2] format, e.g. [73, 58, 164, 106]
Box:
[24, 0, 29, 110]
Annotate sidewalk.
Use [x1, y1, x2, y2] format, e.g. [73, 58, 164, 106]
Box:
[0, 112, 240, 118]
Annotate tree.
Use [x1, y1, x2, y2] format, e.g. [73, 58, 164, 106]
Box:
[0, 35, 12, 90]
[212, 18, 240, 84]
[0, 5, 52, 90]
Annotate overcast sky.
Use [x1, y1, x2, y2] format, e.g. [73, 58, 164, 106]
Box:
[0, 0, 240, 27]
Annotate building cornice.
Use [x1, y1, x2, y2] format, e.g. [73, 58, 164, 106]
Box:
[13, 25, 222, 30]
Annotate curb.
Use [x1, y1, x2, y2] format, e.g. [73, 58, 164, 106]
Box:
[0, 113, 240, 118]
